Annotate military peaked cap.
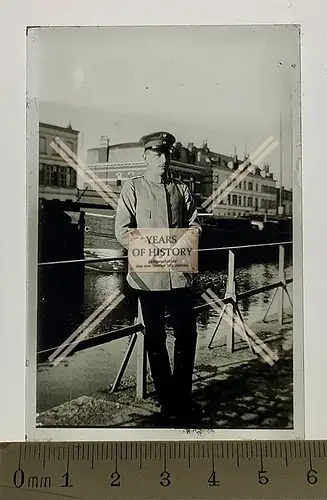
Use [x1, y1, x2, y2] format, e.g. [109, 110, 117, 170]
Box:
[139, 131, 176, 151]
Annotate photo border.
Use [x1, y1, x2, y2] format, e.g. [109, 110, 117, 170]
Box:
[25, 23, 304, 442]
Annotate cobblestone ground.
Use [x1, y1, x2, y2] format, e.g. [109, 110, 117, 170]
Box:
[192, 350, 293, 429]
[37, 314, 293, 429]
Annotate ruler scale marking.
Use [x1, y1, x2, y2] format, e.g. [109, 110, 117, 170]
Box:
[139, 443, 143, 469]
[284, 441, 288, 467]
[17, 444, 22, 470]
[91, 443, 95, 470]
[163, 443, 167, 472]
[42, 444, 46, 469]
[308, 442, 312, 470]
[8, 440, 327, 499]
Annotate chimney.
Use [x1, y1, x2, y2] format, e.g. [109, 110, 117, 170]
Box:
[99, 135, 109, 163]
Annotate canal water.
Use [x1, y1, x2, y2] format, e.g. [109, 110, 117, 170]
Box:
[37, 250, 292, 413]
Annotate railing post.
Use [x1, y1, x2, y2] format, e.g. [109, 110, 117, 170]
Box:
[136, 299, 147, 399]
[226, 250, 236, 352]
[278, 245, 285, 325]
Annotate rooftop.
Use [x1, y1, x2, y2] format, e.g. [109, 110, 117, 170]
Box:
[40, 122, 80, 134]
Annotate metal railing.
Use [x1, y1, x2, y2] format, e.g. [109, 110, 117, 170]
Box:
[37, 241, 293, 399]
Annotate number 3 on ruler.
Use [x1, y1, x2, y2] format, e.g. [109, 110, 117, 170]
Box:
[160, 471, 171, 487]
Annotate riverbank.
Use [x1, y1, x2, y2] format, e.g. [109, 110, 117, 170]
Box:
[37, 310, 293, 429]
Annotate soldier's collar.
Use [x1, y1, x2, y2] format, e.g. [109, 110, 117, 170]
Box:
[144, 168, 172, 184]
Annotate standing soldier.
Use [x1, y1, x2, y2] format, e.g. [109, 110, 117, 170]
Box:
[115, 131, 202, 424]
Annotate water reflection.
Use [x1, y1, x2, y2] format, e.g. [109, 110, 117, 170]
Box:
[40, 257, 292, 346]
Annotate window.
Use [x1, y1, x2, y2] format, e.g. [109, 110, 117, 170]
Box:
[116, 173, 122, 187]
[45, 166, 52, 186]
[66, 168, 71, 187]
[70, 169, 77, 187]
[228, 194, 231, 204]
[39, 164, 45, 185]
[243, 181, 247, 190]
[248, 181, 253, 191]
[58, 167, 66, 187]
[39, 137, 47, 154]
[51, 166, 58, 186]
[256, 183, 258, 191]
[232, 194, 237, 205]
[243, 195, 246, 206]
[238, 196, 242, 206]
[248, 197, 253, 207]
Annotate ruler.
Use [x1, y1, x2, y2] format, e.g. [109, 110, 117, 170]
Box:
[1, 441, 327, 500]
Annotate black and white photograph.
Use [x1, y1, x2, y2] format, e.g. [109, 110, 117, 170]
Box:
[26, 24, 303, 437]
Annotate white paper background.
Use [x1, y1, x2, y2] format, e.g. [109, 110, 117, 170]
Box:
[0, 0, 326, 441]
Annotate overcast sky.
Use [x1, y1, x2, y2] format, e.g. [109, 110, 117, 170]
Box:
[35, 25, 300, 188]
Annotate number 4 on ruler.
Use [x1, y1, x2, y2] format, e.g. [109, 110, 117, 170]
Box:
[208, 470, 219, 487]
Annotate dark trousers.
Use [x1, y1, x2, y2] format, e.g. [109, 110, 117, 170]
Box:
[138, 287, 198, 409]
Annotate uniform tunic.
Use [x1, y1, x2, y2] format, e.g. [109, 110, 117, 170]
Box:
[115, 170, 202, 291]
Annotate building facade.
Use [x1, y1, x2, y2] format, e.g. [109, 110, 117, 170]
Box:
[210, 160, 277, 217]
[39, 122, 79, 201]
[280, 188, 292, 216]
[83, 137, 278, 216]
